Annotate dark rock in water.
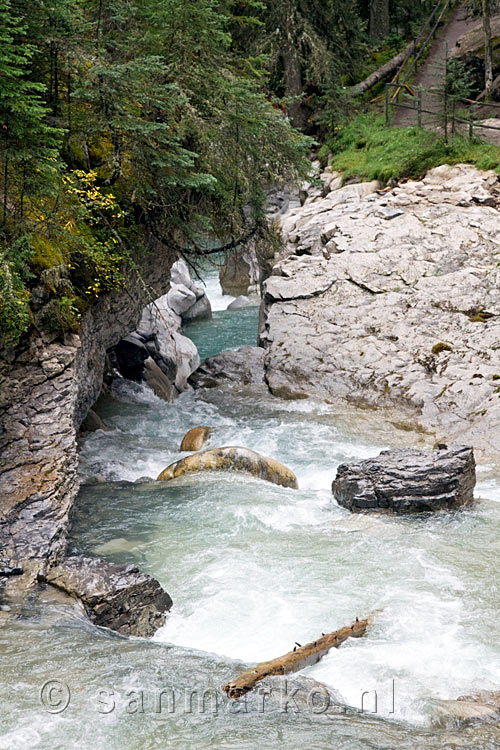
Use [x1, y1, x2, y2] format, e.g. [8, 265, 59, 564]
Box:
[332, 445, 476, 513]
[143, 357, 175, 402]
[189, 346, 265, 389]
[80, 408, 109, 433]
[0, 558, 23, 577]
[113, 334, 149, 381]
[41, 556, 172, 637]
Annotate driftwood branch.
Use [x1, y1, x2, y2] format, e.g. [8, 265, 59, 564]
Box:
[223, 616, 371, 699]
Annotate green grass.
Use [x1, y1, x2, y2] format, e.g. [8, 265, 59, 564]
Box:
[328, 114, 500, 183]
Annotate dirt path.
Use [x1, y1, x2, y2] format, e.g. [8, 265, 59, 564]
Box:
[393, 4, 478, 128]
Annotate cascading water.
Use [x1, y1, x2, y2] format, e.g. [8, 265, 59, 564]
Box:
[3, 260, 500, 750]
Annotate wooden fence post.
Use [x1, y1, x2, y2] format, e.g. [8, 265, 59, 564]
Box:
[385, 84, 390, 126]
[443, 40, 449, 142]
[469, 102, 474, 139]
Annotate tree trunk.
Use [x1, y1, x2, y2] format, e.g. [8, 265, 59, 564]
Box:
[223, 616, 371, 699]
[349, 40, 415, 95]
[483, 0, 494, 99]
[281, 42, 306, 129]
[370, 0, 390, 42]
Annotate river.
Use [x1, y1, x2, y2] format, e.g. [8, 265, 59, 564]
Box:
[3, 261, 500, 749]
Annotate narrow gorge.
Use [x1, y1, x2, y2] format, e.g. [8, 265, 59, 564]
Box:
[3, 2, 500, 748]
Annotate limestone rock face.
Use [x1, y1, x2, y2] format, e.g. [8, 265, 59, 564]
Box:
[180, 426, 211, 451]
[157, 446, 298, 489]
[261, 164, 500, 457]
[0, 235, 176, 584]
[189, 346, 265, 389]
[43, 556, 172, 637]
[332, 445, 476, 513]
[219, 186, 302, 297]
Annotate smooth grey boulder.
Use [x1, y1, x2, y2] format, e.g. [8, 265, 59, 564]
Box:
[182, 292, 212, 322]
[170, 258, 192, 288]
[189, 346, 265, 389]
[166, 283, 197, 316]
[332, 445, 476, 514]
[227, 295, 253, 310]
[42, 555, 172, 637]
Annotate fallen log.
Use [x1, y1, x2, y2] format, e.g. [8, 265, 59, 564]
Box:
[223, 616, 371, 699]
[157, 446, 298, 489]
[349, 42, 415, 96]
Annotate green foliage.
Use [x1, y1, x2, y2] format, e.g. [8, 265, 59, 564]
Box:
[0, 235, 32, 347]
[446, 57, 474, 101]
[0, 0, 311, 348]
[329, 114, 500, 182]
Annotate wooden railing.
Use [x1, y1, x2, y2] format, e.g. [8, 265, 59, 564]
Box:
[385, 82, 500, 140]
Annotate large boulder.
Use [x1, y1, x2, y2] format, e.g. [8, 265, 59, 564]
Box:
[332, 445, 476, 514]
[170, 258, 193, 288]
[157, 446, 298, 489]
[143, 357, 175, 402]
[227, 295, 254, 310]
[261, 165, 500, 458]
[166, 283, 197, 316]
[189, 346, 265, 389]
[42, 555, 172, 637]
[181, 291, 212, 322]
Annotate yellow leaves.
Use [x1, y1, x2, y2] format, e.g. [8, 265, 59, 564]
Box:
[64, 169, 123, 217]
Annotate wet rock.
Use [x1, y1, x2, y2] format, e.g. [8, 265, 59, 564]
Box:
[432, 698, 500, 727]
[189, 346, 265, 390]
[143, 357, 175, 402]
[113, 334, 149, 380]
[166, 283, 197, 316]
[220, 250, 253, 296]
[157, 446, 298, 489]
[181, 292, 212, 322]
[180, 426, 212, 452]
[332, 445, 476, 513]
[0, 559, 23, 577]
[80, 408, 109, 433]
[227, 295, 253, 310]
[42, 556, 172, 638]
